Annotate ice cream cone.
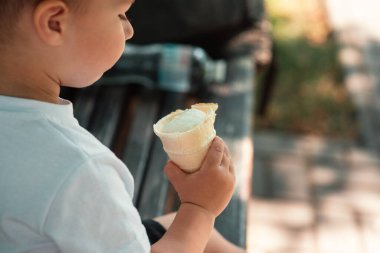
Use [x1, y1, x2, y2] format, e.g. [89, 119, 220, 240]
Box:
[153, 103, 218, 172]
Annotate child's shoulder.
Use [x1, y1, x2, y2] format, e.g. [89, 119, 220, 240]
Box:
[0, 96, 116, 180]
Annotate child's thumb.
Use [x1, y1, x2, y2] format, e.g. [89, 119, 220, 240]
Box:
[201, 136, 224, 170]
[164, 161, 186, 184]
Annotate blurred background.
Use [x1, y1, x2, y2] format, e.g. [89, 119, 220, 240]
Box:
[249, 0, 380, 252]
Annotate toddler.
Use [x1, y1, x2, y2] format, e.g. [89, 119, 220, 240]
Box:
[0, 0, 246, 252]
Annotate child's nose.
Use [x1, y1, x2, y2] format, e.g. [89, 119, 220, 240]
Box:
[124, 22, 134, 40]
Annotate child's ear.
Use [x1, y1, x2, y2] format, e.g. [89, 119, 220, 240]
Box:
[33, 0, 69, 46]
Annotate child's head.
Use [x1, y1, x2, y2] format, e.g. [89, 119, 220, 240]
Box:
[0, 0, 39, 44]
[0, 0, 79, 44]
[0, 0, 134, 89]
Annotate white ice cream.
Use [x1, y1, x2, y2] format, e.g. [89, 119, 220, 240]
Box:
[162, 108, 206, 133]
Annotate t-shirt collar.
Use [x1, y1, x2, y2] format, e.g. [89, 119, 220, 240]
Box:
[0, 95, 77, 125]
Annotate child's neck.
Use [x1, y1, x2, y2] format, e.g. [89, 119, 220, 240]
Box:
[0, 81, 60, 104]
[0, 51, 61, 104]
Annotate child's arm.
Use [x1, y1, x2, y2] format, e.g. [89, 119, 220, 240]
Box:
[151, 137, 235, 253]
[151, 203, 215, 253]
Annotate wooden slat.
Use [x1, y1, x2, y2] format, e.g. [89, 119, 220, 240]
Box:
[121, 89, 161, 204]
[72, 86, 100, 129]
[137, 92, 188, 219]
[201, 55, 255, 247]
[88, 86, 126, 147]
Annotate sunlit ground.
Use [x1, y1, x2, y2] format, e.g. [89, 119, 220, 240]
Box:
[249, 133, 380, 253]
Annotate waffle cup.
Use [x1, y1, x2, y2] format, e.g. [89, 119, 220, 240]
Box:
[153, 103, 218, 173]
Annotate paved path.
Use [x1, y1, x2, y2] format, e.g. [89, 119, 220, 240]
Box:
[248, 132, 380, 253]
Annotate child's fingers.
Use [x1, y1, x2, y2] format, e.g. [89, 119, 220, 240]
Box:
[164, 161, 186, 183]
[229, 160, 236, 175]
[224, 142, 231, 159]
[201, 136, 224, 170]
[220, 151, 230, 170]
[221, 143, 234, 174]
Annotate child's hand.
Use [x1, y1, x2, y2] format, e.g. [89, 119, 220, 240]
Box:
[164, 136, 235, 217]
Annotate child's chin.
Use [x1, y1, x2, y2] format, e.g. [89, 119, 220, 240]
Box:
[61, 75, 103, 88]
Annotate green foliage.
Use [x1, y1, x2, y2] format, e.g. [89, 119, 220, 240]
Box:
[255, 12, 357, 138]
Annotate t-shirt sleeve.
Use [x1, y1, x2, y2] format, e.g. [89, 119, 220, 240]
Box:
[42, 155, 150, 253]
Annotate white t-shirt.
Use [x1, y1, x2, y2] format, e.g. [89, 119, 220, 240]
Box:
[0, 95, 150, 253]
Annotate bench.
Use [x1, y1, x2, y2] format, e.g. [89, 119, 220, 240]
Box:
[60, 47, 254, 248]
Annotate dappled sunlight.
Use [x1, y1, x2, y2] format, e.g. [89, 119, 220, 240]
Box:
[266, 0, 330, 43]
[309, 165, 340, 187]
[346, 72, 373, 96]
[325, 0, 380, 40]
[344, 147, 380, 165]
[251, 133, 380, 252]
[315, 217, 363, 253]
[345, 191, 380, 216]
[346, 164, 380, 191]
[248, 199, 314, 252]
[339, 46, 363, 68]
